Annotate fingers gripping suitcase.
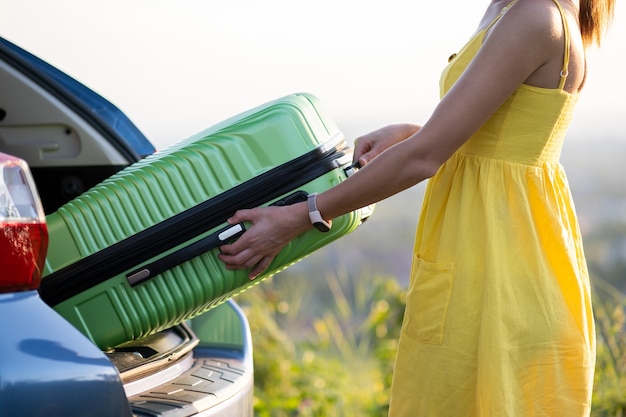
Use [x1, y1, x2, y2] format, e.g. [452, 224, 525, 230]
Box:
[39, 93, 373, 349]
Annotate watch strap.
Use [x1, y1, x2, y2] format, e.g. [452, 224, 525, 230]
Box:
[307, 193, 331, 232]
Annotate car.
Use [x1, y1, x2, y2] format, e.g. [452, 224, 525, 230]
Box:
[0, 36, 254, 416]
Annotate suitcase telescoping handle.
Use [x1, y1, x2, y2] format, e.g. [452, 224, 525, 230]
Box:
[344, 160, 362, 176]
[126, 223, 246, 287]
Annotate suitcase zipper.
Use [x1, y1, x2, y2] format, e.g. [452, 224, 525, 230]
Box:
[40, 143, 351, 306]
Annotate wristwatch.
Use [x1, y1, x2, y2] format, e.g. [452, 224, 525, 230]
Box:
[307, 193, 332, 232]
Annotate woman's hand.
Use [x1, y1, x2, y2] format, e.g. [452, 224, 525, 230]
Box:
[218, 202, 311, 279]
[353, 123, 421, 166]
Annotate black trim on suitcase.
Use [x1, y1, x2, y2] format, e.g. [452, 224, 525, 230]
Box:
[40, 143, 351, 306]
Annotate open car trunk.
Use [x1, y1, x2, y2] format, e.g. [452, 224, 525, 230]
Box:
[0, 36, 254, 417]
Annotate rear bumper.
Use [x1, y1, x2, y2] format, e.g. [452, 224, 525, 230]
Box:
[126, 300, 254, 417]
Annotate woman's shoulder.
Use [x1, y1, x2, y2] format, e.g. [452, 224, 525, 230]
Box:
[506, 0, 570, 32]
[488, 0, 585, 92]
[490, 0, 570, 49]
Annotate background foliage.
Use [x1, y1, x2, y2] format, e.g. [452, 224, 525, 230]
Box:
[236, 270, 404, 417]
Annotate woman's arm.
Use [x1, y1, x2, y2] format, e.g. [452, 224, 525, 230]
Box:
[218, 0, 564, 278]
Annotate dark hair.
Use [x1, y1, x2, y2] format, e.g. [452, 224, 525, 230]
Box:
[579, 0, 616, 46]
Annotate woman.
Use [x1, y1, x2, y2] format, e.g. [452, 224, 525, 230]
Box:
[219, 0, 616, 415]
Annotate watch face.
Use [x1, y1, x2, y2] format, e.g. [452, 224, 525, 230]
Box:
[314, 222, 331, 233]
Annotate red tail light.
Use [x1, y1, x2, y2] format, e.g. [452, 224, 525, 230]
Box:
[0, 153, 48, 293]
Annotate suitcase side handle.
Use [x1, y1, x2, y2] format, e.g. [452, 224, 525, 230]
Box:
[125, 190, 309, 287]
[126, 223, 246, 287]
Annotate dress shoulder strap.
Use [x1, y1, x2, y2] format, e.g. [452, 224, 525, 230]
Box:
[548, 0, 572, 90]
[485, 0, 572, 91]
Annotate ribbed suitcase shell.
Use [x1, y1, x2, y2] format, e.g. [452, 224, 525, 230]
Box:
[40, 93, 371, 349]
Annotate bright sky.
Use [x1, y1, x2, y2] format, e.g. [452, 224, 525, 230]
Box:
[1, 0, 624, 149]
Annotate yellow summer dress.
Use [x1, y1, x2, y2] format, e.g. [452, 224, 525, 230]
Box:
[388, 1, 595, 416]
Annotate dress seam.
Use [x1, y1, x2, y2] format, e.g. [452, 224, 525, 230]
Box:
[453, 150, 562, 168]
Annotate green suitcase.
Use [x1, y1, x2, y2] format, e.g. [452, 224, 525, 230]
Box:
[39, 93, 373, 349]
